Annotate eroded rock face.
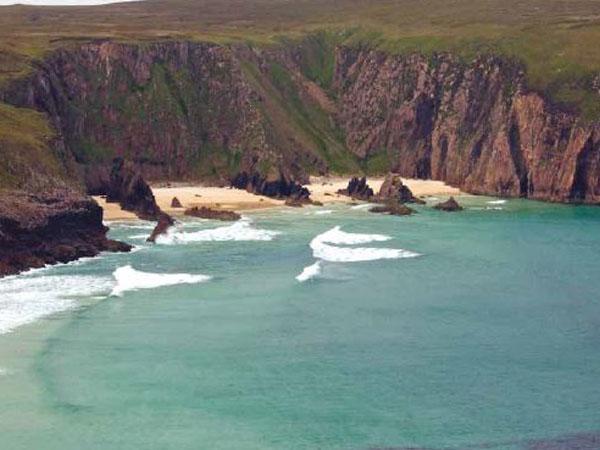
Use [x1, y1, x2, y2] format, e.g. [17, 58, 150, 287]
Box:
[0, 189, 131, 276]
[377, 173, 424, 204]
[337, 176, 374, 200]
[333, 48, 600, 204]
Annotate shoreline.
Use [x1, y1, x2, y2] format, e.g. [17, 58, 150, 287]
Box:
[95, 177, 463, 221]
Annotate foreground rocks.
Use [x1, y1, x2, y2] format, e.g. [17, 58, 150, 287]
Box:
[433, 197, 464, 212]
[147, 213, 176, 243]
[337, 176, 374, 200]
[377, 173, 425, 204]
[369, 202, 415, 216]
[0, 189, 131, 276]
[184, 206, 241, 221]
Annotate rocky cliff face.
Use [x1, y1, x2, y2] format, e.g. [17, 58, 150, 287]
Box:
[3, 41, 326, 186]
[333, 48, 600, 203]
[0, 189, 131, 276]
[2, 40, 599, 204]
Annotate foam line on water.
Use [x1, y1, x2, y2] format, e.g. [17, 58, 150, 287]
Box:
[0, 274, 113, 335]
[296, 261, 322, 282]
[350, 203, 373, 210]
[155, 218, 280, 245]
[487, 199, 507, 205]
[314, 210, 333, 215]
[110, 265, 211, 296]
[308, 226, 420, 263]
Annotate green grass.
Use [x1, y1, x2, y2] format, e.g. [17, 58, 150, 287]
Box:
[0, 103, 68, 189]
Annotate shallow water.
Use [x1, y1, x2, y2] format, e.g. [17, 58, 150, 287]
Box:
[1, 197, 599, 450]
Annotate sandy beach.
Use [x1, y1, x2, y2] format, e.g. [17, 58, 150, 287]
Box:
[96, 177, 462, 221]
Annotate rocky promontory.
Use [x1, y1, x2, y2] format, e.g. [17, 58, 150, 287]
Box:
[0, 189, 131, 276]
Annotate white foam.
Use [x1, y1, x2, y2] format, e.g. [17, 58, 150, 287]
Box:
[155, 218, 280, 245]
[296, 261, 322, 282]
[314, 210, 333, 215]
[110, 265, 211, 296]
[0, 274, 113, 335]
[309, 226, 420, 263]
[350, 203, 373, 210]
[487, 199, 507, 205]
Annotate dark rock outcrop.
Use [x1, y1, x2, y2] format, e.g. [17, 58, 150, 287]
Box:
[105, 158, 162, 220]
[377, 173, 425, 204]
[433, 197, 463, 212]
[369, 202, 415, 216]
[337, 176, 374, 200]
[171, 197, 183, 208]
[184, 206, 241, 221]
[147, 213, 175, 243]
[0, 189, 131, 276]
[231, 171, 311, 201]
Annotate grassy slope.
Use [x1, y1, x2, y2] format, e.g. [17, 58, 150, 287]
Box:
[0, 0, 599, 186]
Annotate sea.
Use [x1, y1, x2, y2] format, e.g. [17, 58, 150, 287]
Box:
[1, 196, 599, 450]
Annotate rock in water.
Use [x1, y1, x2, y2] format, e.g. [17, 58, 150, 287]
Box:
[184, 206, 241, 221]
[433, 197, 463, 212]
[378, 173, 425, 204]
[0, 189, 131, 277]
[147, 213, 175, 243]
[171, 197, 183, 208]
[369, 201, 415, 216]
[337, 176, 374, 200]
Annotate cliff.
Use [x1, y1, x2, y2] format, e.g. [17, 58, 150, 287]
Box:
[0, 189, 131, 276]
[1, 39, 598, 204]
[333, 48, 600, 203]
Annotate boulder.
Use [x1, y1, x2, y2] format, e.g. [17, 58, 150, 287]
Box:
[171, 197, 183, 208]
[378, 173, 425, 204]
[433, 197, 463, 212]
[337, 176, 374, 200]
[369, 201, 415, 216]
[231, 170, 311, 201]
[184, 206, 241, 221]
[147, 213, 175, 243]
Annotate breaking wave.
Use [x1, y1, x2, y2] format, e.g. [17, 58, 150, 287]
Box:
[487, 199, 507, 205]
[0, 274, 113, 335]
[155, 218, 280, 245]
[111, 265, 211, 296]
[314, 210, 333, 215]
[309, 226, 419, 263]
[296, 261, 322, 282]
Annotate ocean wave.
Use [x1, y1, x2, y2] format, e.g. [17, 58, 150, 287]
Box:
[314, 210, 333, 215]
[350, 203, 373, 210]
[309, 226, 419, 262]
[296, 261, 322, 282]
[487, 199, 507, 205]
[110, 265, 211, 296]
[0, 274, 113, 335]
[155, 218, 280, 245]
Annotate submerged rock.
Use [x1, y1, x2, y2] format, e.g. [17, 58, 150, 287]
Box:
[433, 197, 463, 212]
[337, 176, 374, 200]
[0, 189, 131, 277]
[369, 201, 415, 216]
[184, 206, 241, 221]
[378, 173, 425, 204]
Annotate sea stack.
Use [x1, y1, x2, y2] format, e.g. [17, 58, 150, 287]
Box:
[433, 197, 464, 212]
[337, 176, 374, 201]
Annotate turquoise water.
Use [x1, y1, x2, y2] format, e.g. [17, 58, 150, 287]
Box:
[1, 197, 599, 450]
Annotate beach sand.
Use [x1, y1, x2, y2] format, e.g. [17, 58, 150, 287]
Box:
[97, 177, 462, 221]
